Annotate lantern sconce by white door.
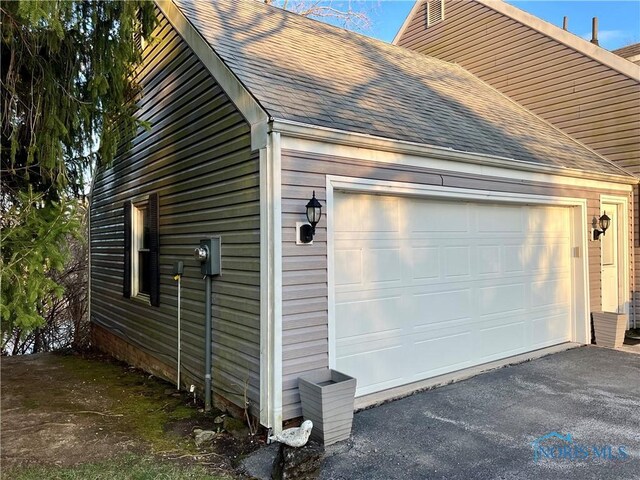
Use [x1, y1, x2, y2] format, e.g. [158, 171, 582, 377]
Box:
[297, 191, 322, 245]
[593, 212, 611, 241]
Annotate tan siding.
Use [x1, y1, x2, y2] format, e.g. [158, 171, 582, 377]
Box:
[90, 12, 261, 415]
[397, 0, 640, 328]
[279, 148, 627, 420]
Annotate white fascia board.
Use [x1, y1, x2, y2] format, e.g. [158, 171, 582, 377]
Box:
[392, 0, 422, 45]
[271, 119, 637, 190]
[476, 0, 640, 82]
[156, 1, 270, 149]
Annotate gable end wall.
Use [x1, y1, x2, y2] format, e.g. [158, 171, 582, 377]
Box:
[90, 11, 261, 415]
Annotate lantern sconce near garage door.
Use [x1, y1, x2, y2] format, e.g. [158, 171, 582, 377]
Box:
[298, 191, 323, 244]
[593, 212, 611, 241]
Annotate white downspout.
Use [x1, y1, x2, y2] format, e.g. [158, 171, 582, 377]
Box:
[177, 274, 181, 388]
[174, 263, 183, 389]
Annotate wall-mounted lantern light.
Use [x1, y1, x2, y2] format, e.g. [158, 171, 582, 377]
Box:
[299, 191, 322, 244]
[593, 212, 611, 241]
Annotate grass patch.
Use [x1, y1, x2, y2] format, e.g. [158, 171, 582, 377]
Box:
[4, 454, 228, 480]
[56, 353, 205, 453]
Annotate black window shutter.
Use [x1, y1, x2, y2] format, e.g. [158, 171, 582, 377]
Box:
[149, 192, 160, 307]
[123, 201, 132, 298]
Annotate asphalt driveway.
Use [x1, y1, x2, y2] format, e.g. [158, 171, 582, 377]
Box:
[245, 346, 640, 479]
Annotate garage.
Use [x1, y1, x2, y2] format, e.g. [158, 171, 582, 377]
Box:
[333, 191, 574, 397]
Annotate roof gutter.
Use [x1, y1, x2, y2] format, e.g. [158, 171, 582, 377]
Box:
[270, 118, 639, 186]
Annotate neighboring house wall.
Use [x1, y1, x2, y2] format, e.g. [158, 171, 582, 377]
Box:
[613, 43, 640, 66]
[395, 0, 640, 323]
[279, 148, 631, 419]
[90, 12, 261, 414]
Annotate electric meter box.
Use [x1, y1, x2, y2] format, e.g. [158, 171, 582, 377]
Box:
[199, 237, 221, 276]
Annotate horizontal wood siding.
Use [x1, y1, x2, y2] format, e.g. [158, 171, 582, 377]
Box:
[397, 0, 640, 327]
[280, 148, 630, 420]
[90, 12, 260, 415]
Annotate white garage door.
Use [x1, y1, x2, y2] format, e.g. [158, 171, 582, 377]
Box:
[334, 192, 573, 397]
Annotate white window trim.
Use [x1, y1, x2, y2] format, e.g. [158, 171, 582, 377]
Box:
[325, 175, 591, 373]
[131, 199, 150, 302]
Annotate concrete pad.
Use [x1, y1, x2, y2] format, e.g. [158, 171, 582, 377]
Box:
[243, 346, 640, 479]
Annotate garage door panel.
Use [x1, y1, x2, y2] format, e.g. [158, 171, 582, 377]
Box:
[412, 331, 474, 376]
[335, 295, 404, 337]
[532, 313, 571, 345]
[335, 249, 363, 286]
[527, 206, 570, 234]
[531, 278, 570, 307]
[413, 289, 472, 325]
[338, 346, 405, 394]
[444, 246, 471, 277]
[363, 248, 402, 284]
[477, 245, 501, 274]
[409, 201, 470, 233]
[337, 328, 403, 356]
[478, 284, 526, 316]
[476, 204, 523, 233]
[334, 192, 574, 398]
[478, 322, 526, 359]
[410, 247, 440, 279]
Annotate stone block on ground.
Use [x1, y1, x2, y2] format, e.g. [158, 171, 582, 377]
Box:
[271, 440, 324, 480]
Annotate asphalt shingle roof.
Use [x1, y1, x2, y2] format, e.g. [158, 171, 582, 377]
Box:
[173, 0, 631, 177]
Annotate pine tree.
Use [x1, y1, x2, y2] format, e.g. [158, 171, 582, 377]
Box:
[1, 1, 155, 349]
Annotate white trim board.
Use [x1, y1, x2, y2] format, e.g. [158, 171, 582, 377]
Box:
[275, 121, 636, 189]
[259, 133, 283, 432]
[258, 132, 283, 432]
[156, 0, 270, 149]
[325, 175, 591, 375]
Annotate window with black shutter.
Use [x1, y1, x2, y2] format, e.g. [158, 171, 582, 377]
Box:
[123, 193, 160, 306]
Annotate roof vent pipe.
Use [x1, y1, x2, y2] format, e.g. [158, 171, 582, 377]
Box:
[591, 17, 599, 45]
[563, 16, 568, 31]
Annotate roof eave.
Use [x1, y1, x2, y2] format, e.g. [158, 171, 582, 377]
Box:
[270, 118, 639, 186]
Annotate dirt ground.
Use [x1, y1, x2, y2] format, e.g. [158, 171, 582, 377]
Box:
[0, 351, 263, 478]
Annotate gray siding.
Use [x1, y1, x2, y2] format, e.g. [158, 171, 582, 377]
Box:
[280, 148, 631, 419]
[90, 12, 260, 414]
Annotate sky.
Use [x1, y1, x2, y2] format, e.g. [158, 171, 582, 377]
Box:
[364, 0, 640, 51]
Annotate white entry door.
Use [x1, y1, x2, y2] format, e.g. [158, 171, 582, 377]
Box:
[333, 192, 574, 397]
[601, 203, 620, 313]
